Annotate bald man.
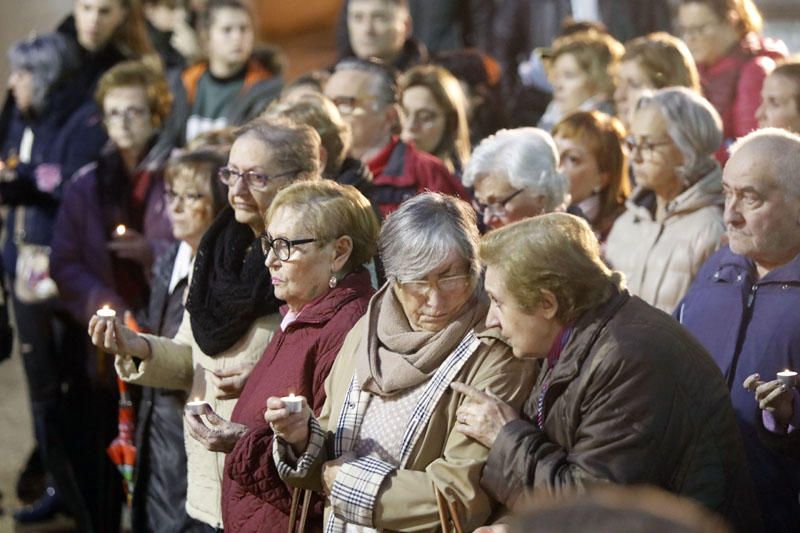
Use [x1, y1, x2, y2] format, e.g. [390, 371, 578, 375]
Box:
[676, 128, 800, 533]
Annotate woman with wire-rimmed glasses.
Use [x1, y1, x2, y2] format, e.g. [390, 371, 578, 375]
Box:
[462, 127, 569, 231]
[87, 118, 322, 530]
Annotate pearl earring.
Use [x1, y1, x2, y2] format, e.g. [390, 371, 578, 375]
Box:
[329, 275, 338, 289]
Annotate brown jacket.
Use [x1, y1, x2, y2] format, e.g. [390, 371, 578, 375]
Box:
[481, 289, 762, 533]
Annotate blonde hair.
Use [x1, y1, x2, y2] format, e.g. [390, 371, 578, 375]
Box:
[621, 32, 700, 92]
[266, 180, 379, 272]
[551, 31, 624, 98]
[480, 213, 623, 323]
[95, 60, 172, 127]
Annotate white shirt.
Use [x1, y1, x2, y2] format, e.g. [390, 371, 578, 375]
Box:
[571, 0, 600, 22]
[168, 241, 194, 295]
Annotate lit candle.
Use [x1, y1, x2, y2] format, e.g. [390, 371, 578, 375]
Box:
[281, 394, 303, 413]
[115, 224, 127, 237]
[777, 369, 797, 388]
[185, 399, 211, 415]
[96, 305, 116, 319]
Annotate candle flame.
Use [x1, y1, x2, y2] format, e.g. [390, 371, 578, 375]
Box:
[102, 305, 110, 311]
[115, 224, 127, 236]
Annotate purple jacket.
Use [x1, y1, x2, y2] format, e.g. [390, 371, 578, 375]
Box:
[676, 246, 800, 532]
[51, 147, 173, 325]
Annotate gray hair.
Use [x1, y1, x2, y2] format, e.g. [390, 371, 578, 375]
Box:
[333, 57, 399, 106]
[462, 127, 568, 212]
[635, 87, 722, 184]
[729, 127, 800, 199]
[234, 117, 322, 179]
[379, 192, 481, 282]
[7, 33, 77, 112]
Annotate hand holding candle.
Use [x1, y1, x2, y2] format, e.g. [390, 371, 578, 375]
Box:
[777, 369, 797, 388]
[96, 304, 117, 319]
[265, 395, 310, 454]
[281, 393, 303, 413]
[88, 309, 151, 360]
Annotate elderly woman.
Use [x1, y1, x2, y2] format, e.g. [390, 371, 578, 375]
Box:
[455, 213, 761, 532]
[552, 111, 629, 242]
[266, 193, 535, 532]
[399, 65, 471, 174]
[463, 128, 568, 230]
[87, 118, 322, 530]
[537, 31, 624, 132]
[178, 180, 379, 532]
[614, 32, 700, 129]
[604, 88, 725, 313]
[756, 62, 800, 133]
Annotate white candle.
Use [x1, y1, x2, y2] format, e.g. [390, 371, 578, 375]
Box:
[281, 394, 303, 413]
[96, 305, 116, 319]
[777, 369, 797, 388]
[115, 224, 127, 237]
[185, 400, 211, 415]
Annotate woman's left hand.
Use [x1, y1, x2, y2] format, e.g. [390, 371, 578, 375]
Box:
[185, 406, 248, 453]
[451, 382, 520, 448]
[321, 452, 356, 496]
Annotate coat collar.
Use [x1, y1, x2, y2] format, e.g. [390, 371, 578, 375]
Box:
[711, 246, 800, 286]
[280, 268, 373, 330]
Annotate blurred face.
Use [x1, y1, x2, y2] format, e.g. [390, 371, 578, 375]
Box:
[677, 3, 738, 66]
[8, 69, 35, 112]
[74, 0, 126, 52]
[103, 85, 156, 153]
[226, 136, 293, 233]
[555, 135, 607, 204]
[756, 74, 800, 132]
[473, 172, 546, 230]
[393, 252, 474, 332]
[401, 85, 447, 155]
[144, 2, 184, 32]
[265, 205, 339, 312]
[614, 59, 654, 129]
[723, 145, 800, 271]
[552, 53, 595, 114]
[207, 7, 254, 71]
[628, 105, 684, 199]
[484, 265, 560, 359]
[347, 0, 408, 62]
[165, 176, 215, 249]
[325, 69, 393, 155]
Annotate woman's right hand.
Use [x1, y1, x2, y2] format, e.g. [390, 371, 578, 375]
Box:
[88, 311, 151, 360]
[265, 396, 311, 455]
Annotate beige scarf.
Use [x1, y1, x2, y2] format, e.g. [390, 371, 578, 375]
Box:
[357, 283, 488, 396]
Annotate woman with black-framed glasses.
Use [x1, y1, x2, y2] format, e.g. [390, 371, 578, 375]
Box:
[87, 117, 323, 531]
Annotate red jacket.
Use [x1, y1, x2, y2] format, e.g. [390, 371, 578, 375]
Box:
[222, 269, 374, 532]
[367, 137, 468, 216]
[699, 34, 786, 163]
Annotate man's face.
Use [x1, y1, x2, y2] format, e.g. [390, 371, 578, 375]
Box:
[347, 0, 408, 62]
[325, 69, 393, 155]
[207, 7, 254, 71]
[723, 144, 800, 270]
[74, 0, 126, 52]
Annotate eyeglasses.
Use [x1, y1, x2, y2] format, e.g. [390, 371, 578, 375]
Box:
[624, 136, 673, 159]
[218, 167, 299, 191]
[105, 106, 149, 123]
[473, 189, 524, 218]
[397, 273, 472, 298]
[164, 188, 205, 206]
[331, 96, 384, 117]
[677, 21, 719, 39]
[260, 233, 318, 260]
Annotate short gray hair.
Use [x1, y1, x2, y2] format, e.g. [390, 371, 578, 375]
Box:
[635, 87, 722, 183]
[729, 127, 800, 199]
[379, 192, 480, 282]
[462, 128, 568, 211]
[7, 33, 77, 112]
[234, 117, 322, 179]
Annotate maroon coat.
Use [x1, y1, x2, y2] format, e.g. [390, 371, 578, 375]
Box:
[222, 269, 374, 532]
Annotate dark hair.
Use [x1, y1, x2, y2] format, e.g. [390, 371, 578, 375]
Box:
[200, 0, 254, 30]
[675, 0, 763, 37]
[165, 150, 228, 215]
[333, 57, 400, 105]
[110, 0, 153, 58]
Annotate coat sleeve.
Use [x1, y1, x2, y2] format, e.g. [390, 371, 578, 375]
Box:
[361, 345, 535, 531]
[732, 57, 774, 138]
[114, 309, 194, 390]
[483, 341, 683, 505]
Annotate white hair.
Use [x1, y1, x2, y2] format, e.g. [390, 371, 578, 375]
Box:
[462, 127, 568, 211]
[729, 127, 800, 198]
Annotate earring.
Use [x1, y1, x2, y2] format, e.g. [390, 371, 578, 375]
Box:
[592, 185, 602, 194]
[329, 275, 338, 289]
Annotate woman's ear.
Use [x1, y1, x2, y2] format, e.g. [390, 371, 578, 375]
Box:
[331, 235, 354, 273]
[538, 289, 559, 320]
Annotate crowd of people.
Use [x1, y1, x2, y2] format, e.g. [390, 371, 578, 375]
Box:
[1, 0, 799, 532]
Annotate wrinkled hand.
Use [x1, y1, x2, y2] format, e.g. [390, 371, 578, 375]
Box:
[185, 406, 247, 453]
[88, 311, 151, 359]
[474, 525, 508, 533]
[265, 396, 311, 455]
[107, 228, 154, 269]
[321, 452, 356, 496]
[210, 361, 256, 400]
[451, 382, 519, 448]
[744, 373, 795, 427]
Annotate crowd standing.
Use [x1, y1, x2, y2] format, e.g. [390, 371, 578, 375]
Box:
[1, 0, 799, 532]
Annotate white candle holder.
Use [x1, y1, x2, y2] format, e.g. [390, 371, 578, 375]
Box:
[281, 395, 303, 413]
[185, 400, 211, 415]
[777, 370, 797, 388]
[96, 305, 116, 319]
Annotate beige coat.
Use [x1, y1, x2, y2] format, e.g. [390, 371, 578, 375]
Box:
[275, 315, 537, 532]
[115, 309, 281, 528]
[604, 167, 725, 313]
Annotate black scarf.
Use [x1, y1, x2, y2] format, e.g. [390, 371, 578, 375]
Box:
[185, 207, 279, 355]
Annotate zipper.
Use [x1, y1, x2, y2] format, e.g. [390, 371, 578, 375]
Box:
[725, 283, 759, 389]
